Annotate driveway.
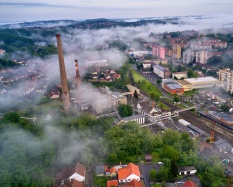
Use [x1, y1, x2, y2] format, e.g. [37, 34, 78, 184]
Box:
[139, 163, 160, 187]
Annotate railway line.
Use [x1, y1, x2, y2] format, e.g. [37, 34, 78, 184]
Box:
[162, 100, 233, 144]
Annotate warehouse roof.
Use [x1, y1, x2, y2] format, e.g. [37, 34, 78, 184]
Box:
[185, 77, 219, 84]
[166, 83, 183, 90]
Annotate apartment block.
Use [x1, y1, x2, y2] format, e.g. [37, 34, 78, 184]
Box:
[219, 68, 233, 93]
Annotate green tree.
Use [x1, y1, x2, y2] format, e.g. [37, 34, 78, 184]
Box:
[150, 93, 160, 103]
[170, 159, 178, 178]
[221, 104, 229, 112]
[150, 169, 157, 180]
[117, 104, 133, 117]
[174, 96, 179, 103]
[187, 69, 194, 78]
[157, 79, 162, 84]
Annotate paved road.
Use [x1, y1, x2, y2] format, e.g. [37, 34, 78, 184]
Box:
[139, 163, 159, 187]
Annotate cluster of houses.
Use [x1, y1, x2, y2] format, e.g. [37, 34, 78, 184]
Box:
[96, 163, 143, 187]
[54, 162, 199, 187]
[86, 64, 121, 83]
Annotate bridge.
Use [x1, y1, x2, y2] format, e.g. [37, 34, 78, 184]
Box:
[141, 105, 196, 128]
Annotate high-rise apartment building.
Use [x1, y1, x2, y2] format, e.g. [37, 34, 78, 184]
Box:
[219, 68, 233, 93]
[152, 45, 165, 59]
[172, 44, 181, 59]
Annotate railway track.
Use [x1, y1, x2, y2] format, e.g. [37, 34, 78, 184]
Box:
[162, 100, 233, 144]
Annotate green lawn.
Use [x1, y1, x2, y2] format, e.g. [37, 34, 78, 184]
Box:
[130, 70, 162, 96]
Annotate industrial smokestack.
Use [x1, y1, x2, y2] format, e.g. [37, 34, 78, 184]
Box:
[75, 59, 81, 89]
[75, 59, 82, 101]
[56, 34, 70, 113]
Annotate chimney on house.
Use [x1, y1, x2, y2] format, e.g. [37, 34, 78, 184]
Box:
[56, 34, 70, 113]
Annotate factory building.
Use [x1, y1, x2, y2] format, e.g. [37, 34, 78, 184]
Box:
[111, 92, 127, 107]
[162, 79, 184, 95]
[177, 80, 192, 91]
[184, 77, 219, 90]
[153, 64, 171, 79]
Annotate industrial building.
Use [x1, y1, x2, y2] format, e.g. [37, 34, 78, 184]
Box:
[199, 110, 233, 130]
[184, 77, 219, 90]
[121, 114, 145, 125]
[177, 80, 192, 91]
[162, 79, 184, 95]
[153, 64, 171, 79]
[111, 92, 127, 107]
[219, 68, 233, 94]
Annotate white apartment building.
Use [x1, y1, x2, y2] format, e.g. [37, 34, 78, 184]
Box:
[219, 68, 233, 93]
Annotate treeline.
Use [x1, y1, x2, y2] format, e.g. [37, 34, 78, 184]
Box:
[0, 59, 20, 69]
[0, 29, 57, 59]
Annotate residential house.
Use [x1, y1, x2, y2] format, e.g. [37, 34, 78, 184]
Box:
[118, 163, 140, 183]
[120, 179, 143, 187]
[0, 49, 5, 55]
[178, 166, 197, 176]
[107, 180, 119, 187]
[69, 163, 86, 183]
[55, 168, 75, 186]
[181, 180, 198, 187]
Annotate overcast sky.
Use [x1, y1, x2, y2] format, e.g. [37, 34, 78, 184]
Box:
[0, 0, 233, 22]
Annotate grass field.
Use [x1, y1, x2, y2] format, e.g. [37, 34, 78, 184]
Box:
[130, 70, 162, 96]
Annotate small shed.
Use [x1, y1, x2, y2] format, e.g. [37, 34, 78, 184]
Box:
[178, 166, 197, 176]
[145, 154, 152, 162]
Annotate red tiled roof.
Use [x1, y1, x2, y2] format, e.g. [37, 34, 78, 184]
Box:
[56, 168, 75, 182]
[128, 179, 143, 187]
[75, 163, 86, 177]
[119, 180, 143, 187]
[110, 167, 116, 174]
[118, 163, 140, 180]
[107, 180, 119, 187]
[182, 180, 198, 187]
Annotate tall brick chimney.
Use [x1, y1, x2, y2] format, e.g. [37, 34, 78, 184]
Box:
[56, 34, 70, 113]
[75, 59, 81, 101]
[75, 59, 81, 89]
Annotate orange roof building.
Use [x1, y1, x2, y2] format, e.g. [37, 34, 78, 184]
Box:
[118, 163, 140, 183]
[69, 163, 86, 182]
[182, 180, 198, 187]
[107, 180, 119, 187]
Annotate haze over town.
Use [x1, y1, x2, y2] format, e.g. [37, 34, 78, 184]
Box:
[2, 1, 233, 187]
[0, 0, 233, 22]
